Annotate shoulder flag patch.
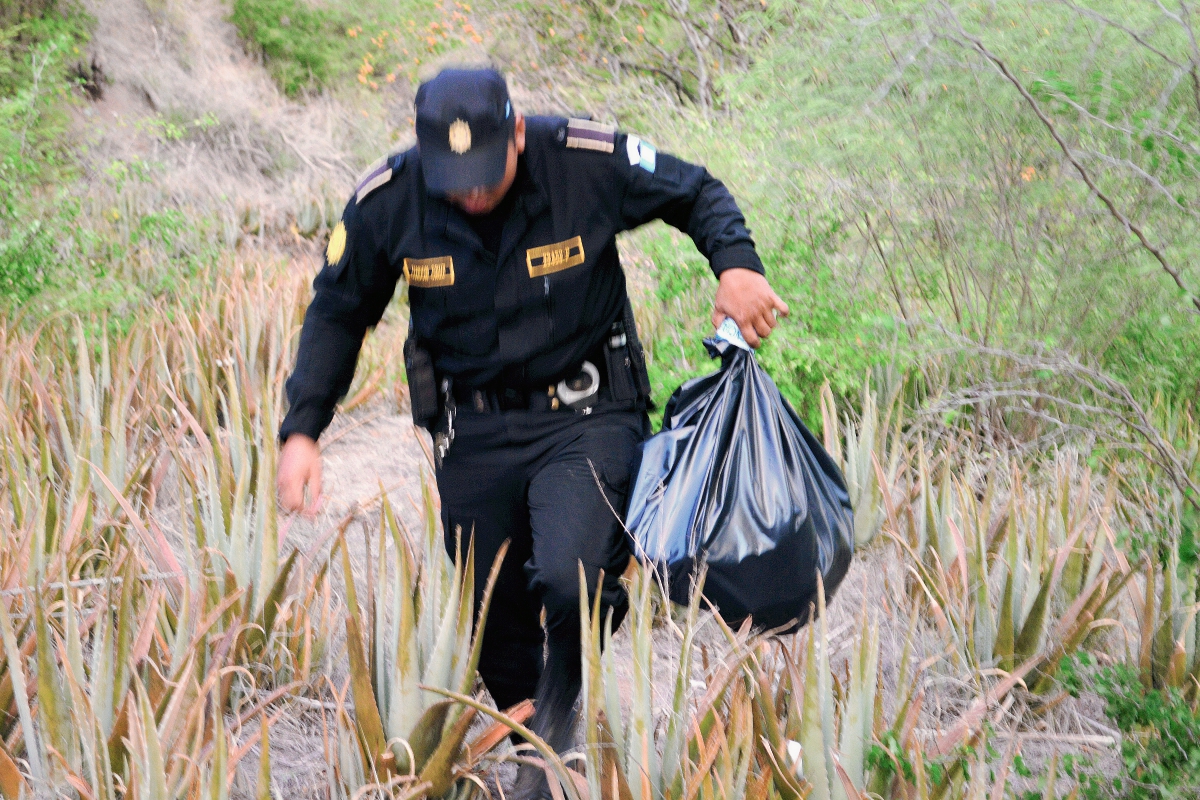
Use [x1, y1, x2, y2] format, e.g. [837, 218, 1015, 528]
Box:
[565, 118, 616, 153]
[625, 134, 656, 173]
[354, 150, 404, 205]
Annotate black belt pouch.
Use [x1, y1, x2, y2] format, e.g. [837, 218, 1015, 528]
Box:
[623, 300, 654, 405]
[403, 331, 440, 429]
[605, 332, 638, 402]
[605, 300, 654, 405]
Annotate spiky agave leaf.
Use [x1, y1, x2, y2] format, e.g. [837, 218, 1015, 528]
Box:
[256, 714, 272, 800]
[0, 739, 25, 800]
[383, 494, 423, 757]
[821, 380, 903, 549]
[626, 569, 659, 800]
[662, 565, 707, 793]
[335, 484, 510, 797]
[128, 678, 170, 800]
[421, 533, 466, 701]
[416, 703, 477, 797]
[0, 595, 44, 783]
[836, 601, 879, 795]
[423, 686, 584, 800]
[344, 589, 388, 771]
[580, 562, 609, 800]
[800, 617, 831, 800]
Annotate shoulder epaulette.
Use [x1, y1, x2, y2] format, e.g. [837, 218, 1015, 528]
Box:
[565, 118, 616, 154]
[354, 150, 405, 205]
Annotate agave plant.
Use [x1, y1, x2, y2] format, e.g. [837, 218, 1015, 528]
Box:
[749, 582, 1039, 800]
[329, 482, 512, 798]
[0, 321, 164, 586]
[0, 545, 281, 800]
[522, 564, 797, 800]
[1117, 491, 1200, 693]
[158, 268, 297, 598]
[145, 268, 337, 685]
[821, 380, 904, 548]
[884, 451, 1130, 689]
[744, 581, 881, 800]
[579, 566, 715, 800]
[1115, 400, 1200, 693]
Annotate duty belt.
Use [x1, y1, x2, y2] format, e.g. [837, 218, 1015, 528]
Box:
[429, 316, 646, 467]
[452, 359, 609, 414]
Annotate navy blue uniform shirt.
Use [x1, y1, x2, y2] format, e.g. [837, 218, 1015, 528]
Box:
[280, 116, 765, 443]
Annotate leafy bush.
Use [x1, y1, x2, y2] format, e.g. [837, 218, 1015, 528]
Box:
[1062, 656, 1200, 799]
[229, 0, 342, 97]
[494, 0, 781, 110]
[639, 215, 902, 429]
[229, 0, 476, 97]
[0, 2, 228, 313]
[0, 182, 73, 300]
[0, 3, 90, 302]
[620, 0, 1200, 424]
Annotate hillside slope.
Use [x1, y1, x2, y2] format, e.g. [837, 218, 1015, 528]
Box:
[76, 0, 398, 262]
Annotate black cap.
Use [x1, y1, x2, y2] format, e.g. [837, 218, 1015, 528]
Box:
[415, 68, 514, 194]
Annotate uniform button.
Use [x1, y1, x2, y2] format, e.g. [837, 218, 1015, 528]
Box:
[557, 127, 566, 142]
[551, 398, 560, 411]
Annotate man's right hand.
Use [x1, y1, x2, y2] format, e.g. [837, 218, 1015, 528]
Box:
[278, 434, 322, 516]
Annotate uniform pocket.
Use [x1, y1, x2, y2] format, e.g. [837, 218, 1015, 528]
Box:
[578, 415, 644, 497]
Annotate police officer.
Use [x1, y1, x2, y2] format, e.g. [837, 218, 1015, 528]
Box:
[277, 67, 788, 793]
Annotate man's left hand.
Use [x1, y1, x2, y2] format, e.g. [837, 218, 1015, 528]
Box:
[712, 268, 790, 348]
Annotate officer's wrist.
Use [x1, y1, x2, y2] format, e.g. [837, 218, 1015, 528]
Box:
[710, 245, 764, 277]
[279, 406, 332, 445]
[717, 267, 762, 282]
[281, 433, 318, 447]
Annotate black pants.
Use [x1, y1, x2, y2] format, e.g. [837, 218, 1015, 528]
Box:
[435, 400, 649, 747]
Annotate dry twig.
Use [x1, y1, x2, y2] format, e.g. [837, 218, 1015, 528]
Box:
[938, 6, 1200, 315]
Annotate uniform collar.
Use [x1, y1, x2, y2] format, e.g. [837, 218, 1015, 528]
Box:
[497, 160, 547, 263]
[420, 157, 547, 259]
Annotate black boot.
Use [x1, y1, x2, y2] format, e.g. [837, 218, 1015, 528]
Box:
[511, 627, 581, 800]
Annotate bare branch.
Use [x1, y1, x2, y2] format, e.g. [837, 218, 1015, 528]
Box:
[916, 330, 1200, 510]
[1032, 74, 1200, 159]
[1074, 149, 1200, 221]
[616, 60, 697, 103]
[1052, 0, 1184, 68]
[939, 10, 1200, 315]
[867, 34, 936, 108]
[1174, 0, 1200, 118]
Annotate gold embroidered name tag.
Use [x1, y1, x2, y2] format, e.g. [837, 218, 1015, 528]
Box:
[526, 236, 585, 278]
[403, 256, 455, 288]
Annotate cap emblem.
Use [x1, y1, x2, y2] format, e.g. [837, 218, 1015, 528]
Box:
[448, 119, 472, 154]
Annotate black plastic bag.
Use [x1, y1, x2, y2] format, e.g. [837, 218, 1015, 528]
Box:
[626, 322, 854, 632]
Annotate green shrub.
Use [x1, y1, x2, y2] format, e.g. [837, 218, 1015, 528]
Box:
[229, 0, 473, 97]
[619, 0, 1200, 423]
[1062, 656, 1200, 800]
[638, 209, 902, 430]
[507, 0, 778, 108]
[229, 0, 341, 97]
[0, 2, 230, 315]
[0, 2, 90, 303]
